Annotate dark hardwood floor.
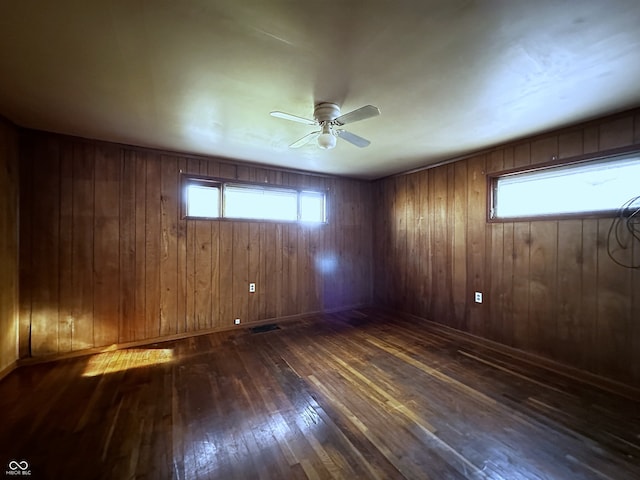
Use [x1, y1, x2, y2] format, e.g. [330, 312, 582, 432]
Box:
[1, 308, 639, 479]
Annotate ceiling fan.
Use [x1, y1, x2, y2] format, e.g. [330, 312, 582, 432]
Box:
[270, 102, 380, 150]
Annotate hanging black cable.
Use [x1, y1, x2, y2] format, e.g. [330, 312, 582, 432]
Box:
[607, 195, 640, 268]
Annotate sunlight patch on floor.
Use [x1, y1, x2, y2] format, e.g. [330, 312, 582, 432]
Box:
[82, 348, 174, 377]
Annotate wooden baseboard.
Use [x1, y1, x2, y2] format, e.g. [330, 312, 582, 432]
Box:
[16, 304, 368, 368]
[0, 360, 17, 382]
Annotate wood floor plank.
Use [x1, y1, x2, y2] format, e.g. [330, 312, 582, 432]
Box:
[1, 307, 639, 479]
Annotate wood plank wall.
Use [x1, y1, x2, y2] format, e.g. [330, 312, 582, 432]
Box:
[0, 118, 19, 374]
[18, 131, 373, 357]
[373, 108, 640, 386]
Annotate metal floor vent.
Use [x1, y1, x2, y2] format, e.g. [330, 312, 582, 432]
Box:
[249, 324, 280, 334]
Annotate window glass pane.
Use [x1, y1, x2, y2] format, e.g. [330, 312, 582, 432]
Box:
[300, 191, 325, 222]
[494, 155, 640, 218]
[186, 184, 220, 218]
[224, 185, 297, 221]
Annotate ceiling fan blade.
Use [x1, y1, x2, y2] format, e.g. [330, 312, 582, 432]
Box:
[336, 130, 371, 148]
[334, 105, 380, 125]
[270, 111, 316, 125]
[290, 131, 320, 148]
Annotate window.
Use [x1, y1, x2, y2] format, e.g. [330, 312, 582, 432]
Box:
[300, 191, 326, 223]
[183, 175, 327, 223]
[224, 185, 298, 221]
[186, 182, 220, 218]
[488, 148, 640, 221]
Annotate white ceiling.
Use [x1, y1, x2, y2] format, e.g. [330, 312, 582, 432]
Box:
[1, 1, 640, 179]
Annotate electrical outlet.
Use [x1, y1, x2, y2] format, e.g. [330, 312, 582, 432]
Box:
[249, 283, 256, 293]
[234, 318, 240, 325]
[474, 292, 483, 303]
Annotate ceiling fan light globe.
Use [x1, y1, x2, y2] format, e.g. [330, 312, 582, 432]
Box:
[317, 133, 337, 149]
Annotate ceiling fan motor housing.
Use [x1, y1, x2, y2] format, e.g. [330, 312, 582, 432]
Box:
[314, 103, 341, 123]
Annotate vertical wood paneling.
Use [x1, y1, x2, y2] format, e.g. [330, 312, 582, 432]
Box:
[209, 215, 221, 328]
[338, 179, 352, 307]
[556, 220, 585, 367]
[452, 161, 467, 329]
[531, 136, 558, 164]
[431, 166, 449, 322]
[194, 161, 213, 331]
[159, 155, 179, 336]
[299, 175, 314, 313]
[599, 116, 634, 150]
[176, 157, 188, 334]
[0, 119, 19, 371]
[511, 222, 531, 350]
[144, 155, 162, 338]
[596, 219, 632, 379]
[426, 170, 437, 321]
[393, 176, 407, 310]
[18, 138, 33, 358]
[373, 109, 640, 386]
[375, 180, 388, 306]
[558, 130, 583, 159]
[248, 222, 261, 321]
[133, 152, 147, 341]
[283, 222, 298, 316]
[30, 137, 60, 355]
[71, 142, 95, 351]
[581, 219, 599, 374]
[445, 165, 455, 324]
[218, 221, 234, 325]
[119, 150, 136, 343]
[372, 180, 385, 305]
[323, 179, 339, 309]
[528, 221, 558, 357]
[58, 146, 73, 352]
[93, 144, 120, 347]
[466, 155, 486, 336]
[263, 224, 278, 319]
[184, 158, 199, 333]
[207, 160, 221, 328]
[595, 116, 635, 380]
[417, 169, 431, 316]
[20, 132, 374, 358]
[499, 147, 515, 347]
[487, 149, 505, 343]
[405, 173, 419, 314]
[273, 223, 285, 314]
[232, 222, 249, 323]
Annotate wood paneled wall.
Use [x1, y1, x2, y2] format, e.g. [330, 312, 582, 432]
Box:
[19, 131, 373, 357]
[0, 118, 19, 375]
[373, 109, 640, 386]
